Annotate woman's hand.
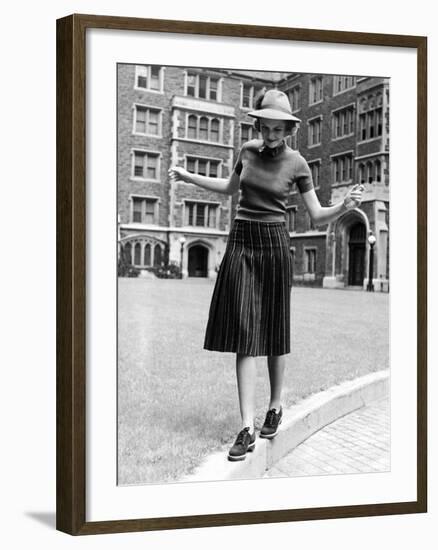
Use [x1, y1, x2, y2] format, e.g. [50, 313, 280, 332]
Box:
[343, 184, 365, 210]
[168, 166, 193, 184]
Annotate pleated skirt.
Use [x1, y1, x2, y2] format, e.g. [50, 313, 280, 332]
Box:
[203, 219, 293, 357]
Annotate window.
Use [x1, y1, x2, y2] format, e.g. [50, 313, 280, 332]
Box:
[305, 249, 316, 273]
[186, 72, 220, 101]
[134, 105, 161, 135]
[134, 243, 141, 265]
[186, 157, 221, 178]
[154, 244, 162, 267]
[358, 92, 383, 142]
[123, 242, 132, 264]
[333, 76, 356, 95]
[150, 66, 161, 90]
[332, 106, 355, 139]
[332, 153, 354, 184]
[131, 197, 159, 225]
[286, 206, 297, 232]
[241, 83, 264, 109]
[309, 76, 323, 105]
[376, 109, 383, 136]
[209, 78, 218, 101]
[185, 114, 222, 143]
[362, 108, 383, 139]
[132, 151, 160, 180]
[308, 161, 321, 188]
[288, 132, 298, 150]
[199, 117, 209, 141]
[358, 159, 382, 184]
[198, 160, 207, 176]
[375, 159, 381, 182]
[133, 198, 142, 222]
[210, 119, 220, 142]
[135, 65, 163, 92]
[188, 115, 197, 139]
[308, 117, 322, 146]
[240, 123, 256, 145]
[144, 243, 163, 267]
[358, 108, 383, 141]
[359, 163, 365, 184]
[127, 240, 163, 267]
[144, 244, 151, 265]
[369, 111, 375, 138]
[288, 86, 300, 112]
[184, 202, 218, 228]
[187, 74, 196, 96]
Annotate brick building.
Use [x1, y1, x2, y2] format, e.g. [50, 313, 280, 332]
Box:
[118, 64, 389, 290]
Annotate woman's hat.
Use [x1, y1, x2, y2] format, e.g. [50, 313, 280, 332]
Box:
[247, 89, 301, 122]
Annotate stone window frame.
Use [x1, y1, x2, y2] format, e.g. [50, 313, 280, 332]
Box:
[303, 246, 317, 274]
[308, 76, 323, 106]
[358, 91, 384, 143]
[331, 103, 356, 140]
[182, 199, 221, 229]
[240, 82, 266, 110]
[358, 158, 382, 184]
[132, 103, 163, 137]
[184, 155, 223, 179]
[307, 115, 323, 148]
[129, 194, 160, 225]
[287, 84, 301, 113]
[185, 113, 224, 144]
[184, 70, 223, 102]
[239, 122, 257, 146]
[134, 65, 165, 94]
[125, 239, 164, 268]
[130, 148, 162, 182]
[308, 158, 322, 189]
[330, 150, 355, 186]
[332, 75, 357, 96]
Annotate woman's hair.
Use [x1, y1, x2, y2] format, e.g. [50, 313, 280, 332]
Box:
[252, 90, 298, 134]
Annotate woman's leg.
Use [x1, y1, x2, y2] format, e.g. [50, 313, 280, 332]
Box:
[267, 354, 286, 410]
[235, 353, 257, 432]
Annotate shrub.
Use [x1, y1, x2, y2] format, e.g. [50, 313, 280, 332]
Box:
[149, 263, 182, 279]
[118, 259, 140, 278]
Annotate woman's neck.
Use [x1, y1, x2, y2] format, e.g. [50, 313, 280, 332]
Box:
[258, 139, 286, 157]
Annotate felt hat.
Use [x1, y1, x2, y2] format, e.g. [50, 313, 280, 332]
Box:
[247, 89, 301, 122]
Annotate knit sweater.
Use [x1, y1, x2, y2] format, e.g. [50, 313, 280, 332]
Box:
[234, 139, 314, 222]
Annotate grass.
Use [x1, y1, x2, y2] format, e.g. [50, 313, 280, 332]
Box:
[118, 278, 389, 485]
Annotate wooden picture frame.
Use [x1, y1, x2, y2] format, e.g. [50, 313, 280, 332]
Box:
[56, 13, 427, 535]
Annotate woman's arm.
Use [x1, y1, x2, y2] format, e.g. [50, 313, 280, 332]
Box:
[301, 184, 364, 226]
[168, 166, 240, 196]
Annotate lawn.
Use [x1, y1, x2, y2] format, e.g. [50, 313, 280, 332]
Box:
[118, 277, 389, 485]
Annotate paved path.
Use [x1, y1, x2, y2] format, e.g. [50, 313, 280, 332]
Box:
[264, 397, 390, 478]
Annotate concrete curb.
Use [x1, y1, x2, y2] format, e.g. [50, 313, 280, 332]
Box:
[182, 369, 389, 483]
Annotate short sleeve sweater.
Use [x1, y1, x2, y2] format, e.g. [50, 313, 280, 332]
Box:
[233, 139, 314, 222]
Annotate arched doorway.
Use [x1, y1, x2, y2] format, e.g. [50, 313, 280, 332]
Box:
[348, 222, 366, 286]
[188, 245, 209, 277]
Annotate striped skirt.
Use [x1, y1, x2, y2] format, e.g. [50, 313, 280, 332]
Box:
[203, 219, 293, 357]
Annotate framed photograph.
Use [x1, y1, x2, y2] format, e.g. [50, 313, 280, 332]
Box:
[56, 14, 427, 535]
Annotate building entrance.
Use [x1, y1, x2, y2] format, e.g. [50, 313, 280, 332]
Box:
[348, 222, 366, 286]
[188, 245, 209, 277]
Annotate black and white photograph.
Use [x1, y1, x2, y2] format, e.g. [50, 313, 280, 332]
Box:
[117, 64, 390, 486]
[1, 0, 433, 545]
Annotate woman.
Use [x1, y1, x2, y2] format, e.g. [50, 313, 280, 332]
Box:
[168, 89, 364, 462]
